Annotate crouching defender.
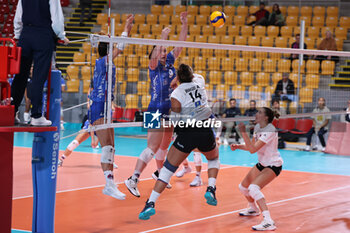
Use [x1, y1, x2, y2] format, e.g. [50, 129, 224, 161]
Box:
[139, 64, 220, 220]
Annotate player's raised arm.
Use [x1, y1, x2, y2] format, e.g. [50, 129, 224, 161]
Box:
[113, 14, 134, 60]
[149, 27, 171, 70]
[172, 11, 188, 59]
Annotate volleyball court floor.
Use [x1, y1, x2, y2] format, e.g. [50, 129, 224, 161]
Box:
[12, 123, 350, 233]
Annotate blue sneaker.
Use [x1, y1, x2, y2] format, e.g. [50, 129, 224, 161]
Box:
[204, 186, 217, 206]
[139, 200, 155, 220]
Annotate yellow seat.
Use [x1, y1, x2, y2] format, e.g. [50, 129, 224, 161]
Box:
[138, 24, 151, 34]
[224, 5, 235, 16]
[137, 81, 150, 95]
[293, 26, 300, 36]
[291, 59, 305, 73]
[256, 51, 268, 59]
[196, 15, 207, 25]
[194, 57, 206, 70]
[289, 73, 300, 87]
[81, 66, 92, 80]
[208, 35, 220, 44]
[224, 71, 237, 85]
[146, 14, 158, 24]
[66, 65, 79, 79]
[82, 43, 92, 54]
[301, 6, 312, 17]
[305, 74, 320, 89]
[335, 27, 347, 40]
[227, 25, 240, 36]
[221, 35, 234, 44]
[114, 55, 125, 68]
[256, 72, 270, 87]
[153, 24, 165, 35]
[207, 57, 220, 71]
[159, 14, 170, 25]
[235, 36, 247, 45]
[304, 37, 315, 49]
[240, 72, 253, 86]
[116, 81, 126, 95]
[321, 27, 334, 37]
[231, 85, 245, 100]
[82, 79, 91, 93]
[271, 72, 282, 85]
[66, 79, 80, 93]
[151, 5, 162, 15]
[215, 84, 227, 99]
[264, 86, 275, 101]
[202, 25, 214, 36]
[211, 5, 223, 12]
[246, 15, 256, 25]
[163, 5, 174, 15]
[126, 68, 139, 82]
[286, 16, 298, 26]
[236, 58, 248, 72]
[215, 26, 227, 36]
[339, 16, 350, 28]
[187, 5, 198, 15]
[139, 55, 149, 69]
[263, 59, 277, 72]
[306, 60, 320, 74]
[312, 16, 324, 27]
[236, 6, 248, 16]
[254, 26, 266, 37]
[241, 25, 253, 36]
[321, 60, 335, 75]
[116, 67, 125, 81]
[275, 36, 288, 48]
[141, 95, 151, 109]
[199, 5, 211, 15]
[261, 36, 273, 47]
[195, 70, 206, 79]
[73, 52, 85, 64]
[249, 5, 259, 15]
[299, 88, 313, 103]
[248, 36, 260, 46]
[335, 38, 343, 51]
[313, 6, 325, 17]
[300, 16, 311, 26]
[123, 44, 134, 55]
[307, 26, 320, 38]
[278, 59, 291, 73]
[249, 58, 262, 72]
[234, 15, 245, 25]
[242, 50, 254, 58]
[187, 48, 200, 57]
[134, 14, 146, 24]
[189, 24, 201, 35]
[175, 5, 186, 14]
[86, 53, 97, 66]
[125, 94, 139, 109]
[97, 13, 108, 25]
[171, 15, 181, 26]
[186, 14, 195, 25]
[248, 86, 262, 100]
[208, 71, 221, 84]
[267, 26, 279, 37]
[326, 6, 338, 17]
[111, 13, 120, 24]
[280, 26, 292, 37]
[287, 6, 299, 17]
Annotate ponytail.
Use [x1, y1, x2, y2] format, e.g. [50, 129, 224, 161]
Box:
[263, 107, 279, 123]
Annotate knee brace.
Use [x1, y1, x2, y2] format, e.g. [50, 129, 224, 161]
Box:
[238, 183, 249, 197]
[139, 147, 155, 164]
[67, 140, 79, 151]
[248, 184, 264, 201]
[208, 157, 220, 169]
[193, 152, 202, 167]
[158, 159, 178, 184]
[155, 148, 168, 161]
[101, 145, 115, 164]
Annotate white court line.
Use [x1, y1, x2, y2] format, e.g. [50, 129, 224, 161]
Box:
[12, 229, 31, 233]
[12, 166, 235, 200]
[140, 184, 350, 233]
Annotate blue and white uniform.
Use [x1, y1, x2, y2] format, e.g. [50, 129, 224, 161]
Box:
[88, 56, 116, 124]
[148, 51, 176, 118]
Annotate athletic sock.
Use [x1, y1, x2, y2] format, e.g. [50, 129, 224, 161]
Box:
[149, 190, 160, 203]
[104, 170, 114, 186]
[208, 177, 216, 188]
[196, 171, 200, 176]
[132, 170, 140, 180]
[61, 155, 66, 160]
[248, 201, 258, 210]
[262, 210, 272, 221]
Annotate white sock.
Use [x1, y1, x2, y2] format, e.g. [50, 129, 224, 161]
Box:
[262, 210, 272, 221]
[61, 155, 66, 160]
[208, 177, 216, 188]
[104, 170, 114, 186]
[132, 170, 140, 180]
[149, 190, 160, 203]
[196, 171, 200, 176]
[248, 201, 258, 210]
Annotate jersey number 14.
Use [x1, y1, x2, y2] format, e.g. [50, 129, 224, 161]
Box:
[189, 89, 202, 107]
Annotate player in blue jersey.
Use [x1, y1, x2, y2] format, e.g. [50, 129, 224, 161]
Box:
[88, 14, 134, 200]
[125, 12, 188, 198]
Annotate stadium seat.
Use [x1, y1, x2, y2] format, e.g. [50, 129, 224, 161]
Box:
[233, 15, 245, 25]
[249, 5, 259, 15]
[326, 16, 338, 27]
[208, 71, 221, 84]
[189, 24, 201, 35]
[66, 65, 79, 80]
[125, 94, 139, 109]
[280, 26, 293, 37]
[163, 5, 174, 15]
[134, 14, 146, 24]
[264, 86, 275, 101]
[159, 14, 170, 25]
[335, 38, 343, 51]
[211, 5, 223, 12]
[254, 25, 266, 37]
[213, 26, 226, 36]
[339, 16, 350, 28]
[146, 14, 158, 24]
[235, 58, 248, 72]
[116, 67, 125, 81]
[137, 81, 150, 95]
[81, 66, 92, 80]
[267, 26, 279, 37]
[231, 85, 245, 99]
[289, 73, 300, 88]
[249, 58, 262, 72]
[290, 119, 313, 135]
[175, 5, 186, 14]
[180, 56, 191, 67]
[187, 48, 200, 57]
[279, 6, 287, 16]
[300, 16, 311, 26]
[82, 79, 91, 93]
[306, 60, 320, 74]
[248, 36, 260, 46]
[312, 16, 325, 27]
[126, 55, 139, 68]
[256, 72, 270, 87]
[97, 13, 108, 25]
[202, 25, 214, 36]
[199, 5, 211, 15]
[286, 16, 298, 26]
[299, 87, 313, 103]
[66, 79, 80, 93]
[275, 36, 288, 48]
[114, 55, 125, 68]
[305, 74, 320, 89]
[215, 84, 227, 99]
[111, 13, 121, 23]
[321, 60, 335, 75]
[240, 72, 253, 86]
[235, 36, 247, 45]
[187, 5, 198, 15]
[138, 24, 151, 34]
[241, 25, 253, 36]
[287, 6, 299, 17]
[221, 57, 234, 71]
[277, 118, 296, 133]
[321, 27, 334, 37]
[248, 86, 262, 100]
[221, 35, 234, 44]
[263, 59, 277, 72]
[170, 15, 181, 26]
[224, 71, 237, 85]
[86, 53, 98, 66]
[291, 59, 305, 73]
[196, 15, 207, 25]
[195, 70, 207, 79]
[82, 43, 92, 54]
[278, 59, 291, 73]
[224, 5, 235, 15]
[246, 15, 256, 25]
[141, 95, 151, 109]
[236, 6, 248, 16]
[307, 26, 320, 38]
[73, 52, 85, 64]
[151, 5, 162, 15]
[227, 25, 240, 36]
[207, 57, 220, 70]
[313, 6, 325, 17]
[117, 81, 126, 95]
[326, 6, 338, 17]
[112, 107, 124, 121]
[194, 57, 206, 70]
[126, 68, 139, 82]
[152, 24, 164, 35]
[300, 6, 312, 17]
[304, 37, 315, 49]
[335, 27, 347, 40]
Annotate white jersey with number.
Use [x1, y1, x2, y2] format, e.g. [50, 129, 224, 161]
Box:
[170, 74, 211, 121]
[253, 123, 283, 167]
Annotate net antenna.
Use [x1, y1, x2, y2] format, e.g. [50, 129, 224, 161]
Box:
[106, 0, 113, 125]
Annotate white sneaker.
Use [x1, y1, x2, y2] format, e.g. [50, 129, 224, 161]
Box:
[304, 145, 311, 151]
[31, 116, 52, 126]
[239, 208, 260, 216]
[23, 112, 31, 123]
[102, 184, 126, 200]
[175, 166, 192, 178]
[15, 111, 20, 124]
[223, 138, 229, 146]
[58, 159, 63, 167]
[322, 147, 326, 152]
[190, 175, 203, 187]
[252, 219, 276, 231]
[152, 170, 172, 189]
[113, 163, 118, 168]
[60, 123, 65, 130]
[124, 177, 140, 197]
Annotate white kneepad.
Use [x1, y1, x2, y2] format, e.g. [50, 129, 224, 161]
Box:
[238, 183, 249, 197]
[158, 166, 174, 184]
[207, 158, 220, 169]
[101, 145, 115, 164]
[193, 152, 202, 166]
[139, 147, 155, 164]
[248, 184, 264, 201]
[155, 149, 168, 161]
[67, 140, 79, 151]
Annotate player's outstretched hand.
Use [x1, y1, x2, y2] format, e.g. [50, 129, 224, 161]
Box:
[170, 78, 178, 89]
[180, 11, 188, 25]
[230, 144, 239, 151]
[161, 26, 171, 40]
[124, 14, 134, 35]
[238, 122, 246, 132]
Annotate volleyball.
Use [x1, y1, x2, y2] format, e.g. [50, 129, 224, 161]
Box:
[210, 11, 226, 28]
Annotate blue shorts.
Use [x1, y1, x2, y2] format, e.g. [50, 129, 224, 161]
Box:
[82, 119, 97, 136]
[88, 101, 111, 125]
[147, 100, 171, 119]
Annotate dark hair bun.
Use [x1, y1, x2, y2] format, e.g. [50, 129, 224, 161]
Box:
[273, 110, 280, 119]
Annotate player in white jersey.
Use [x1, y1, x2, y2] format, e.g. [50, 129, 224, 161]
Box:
[138, 64, 220, 220]
[231, 107, 282, 231]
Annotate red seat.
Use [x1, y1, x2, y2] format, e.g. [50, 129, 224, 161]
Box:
[277, 118, 295, 133]
[290, 119, 313, 135]
[1, 4, 9, 14]
[112, 107, 124, 122]
[0, 14, 4, 23]
[272, 119, 278, 128]
[118, 108, 137, 122]
[60, 0, 69, 7]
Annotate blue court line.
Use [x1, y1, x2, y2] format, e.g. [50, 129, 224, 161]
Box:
[13, 123, 350, 176]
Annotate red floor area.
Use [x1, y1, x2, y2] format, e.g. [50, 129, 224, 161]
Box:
[12, 147, 350, 233]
